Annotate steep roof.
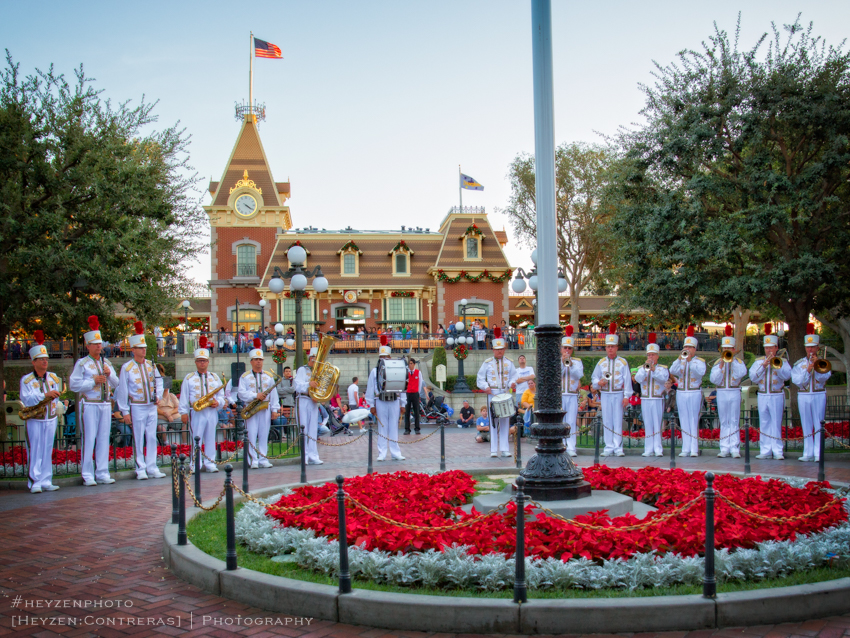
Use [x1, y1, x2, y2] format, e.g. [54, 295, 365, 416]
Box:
[433, 213, 511, 271]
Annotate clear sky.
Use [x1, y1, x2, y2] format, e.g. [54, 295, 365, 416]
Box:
[3, 1, 848, 286]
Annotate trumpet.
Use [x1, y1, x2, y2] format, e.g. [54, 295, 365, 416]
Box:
[812, 346, 832, 374]
[721, 350, 734, 363]
[603, 371, 613, 381]
[643, 359, 653, 371]
[680, 349, 689, 360]
[770, 348, 788, 370]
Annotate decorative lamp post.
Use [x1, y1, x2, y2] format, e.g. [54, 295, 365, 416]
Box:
[181, 299, 190, 355]
[323, 308, 329, 331]
[259, 299, 267, 348]
[268, 245, 328, 371]
[273, 323, 286, 377]
[512, 249, 567, 327]
[448, 299, 473, 393]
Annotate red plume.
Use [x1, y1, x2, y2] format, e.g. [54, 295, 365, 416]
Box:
[725, 324, 733, 337]
[686, 325, 695, 337]
[764, 323, 772, 336]
[380, 335, 388, 346]
[253, 338, 261, 349]
[648, 332, 657, 344]
[806, 322, 815, 335]
[493, 326, 501, 339]
[199, 336, 208, 349]
[608, 322, 617, 335]
[134, 321, 144, 335]
[34, 330, 45, 345]
[87, 315, 99, 330]
[565, 325, 574, 337]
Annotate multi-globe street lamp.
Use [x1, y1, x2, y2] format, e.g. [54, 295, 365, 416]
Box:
[445, 298, 473, 393]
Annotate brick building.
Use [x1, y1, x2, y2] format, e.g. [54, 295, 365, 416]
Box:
[206, 114, 514, 334]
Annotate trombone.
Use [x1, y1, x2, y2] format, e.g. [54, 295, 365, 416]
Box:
[812, 346, 832, 374]
[770, 348, 788, 370]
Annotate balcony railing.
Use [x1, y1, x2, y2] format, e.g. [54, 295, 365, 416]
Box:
[233, 263, 258, 278]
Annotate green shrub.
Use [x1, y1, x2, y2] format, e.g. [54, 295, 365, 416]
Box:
[445, 375, 478, 393]
[432, 345, 447, 371]
[172, 379, 182, 395]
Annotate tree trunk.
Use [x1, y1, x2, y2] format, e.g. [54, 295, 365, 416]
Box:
[0, 327, 6, 442]
[815, 313, 850, 404]
[570, 290, 581, 331]
[733, 307, 751, 356]
[778, 300, 812, 422]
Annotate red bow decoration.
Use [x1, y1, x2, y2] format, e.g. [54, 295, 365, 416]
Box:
[648, 332, 657, 344]
[34, 330, 45, 345]
[565, 325, 574, 337]
[725, 324, 733, 337]
[88, 315, 100, 330]
[199, 336, 208, 349]
[134, 321, 144, 335]
[253, 338, 261, 349]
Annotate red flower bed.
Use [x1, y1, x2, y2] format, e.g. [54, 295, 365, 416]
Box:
[1, 444, 199, 466]
[627, 420, 849, 441]
[267, 468, 846, 562]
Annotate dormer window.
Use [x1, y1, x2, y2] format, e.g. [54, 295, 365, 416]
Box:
[344, 253, 356, 274]
[460, 223, 484, 261]
[389, 240, 413, 277]
[466, 237, 479, 259]
[395, 253, 408, 274]
[337, 240, 362, 277]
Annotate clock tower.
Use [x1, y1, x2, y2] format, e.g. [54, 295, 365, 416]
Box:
[205, 113, 292, 330]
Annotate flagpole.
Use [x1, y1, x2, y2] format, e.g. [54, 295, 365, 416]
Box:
[249, 31, 254, 116]
[458, 165, 462, 214]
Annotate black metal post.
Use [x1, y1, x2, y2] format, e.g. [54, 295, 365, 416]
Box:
[703, 472, 716, 598]
[336, 476, 352, 594]
[513, 476, 527, 603]
[515, 422, 523, 469]
[744, 417, 751, 476]
[171, 445, 179, 524]
[294, 290, 304, 371]
[439, 421, 446, 471]
[194, 435, 202, 502]
[670, 414, 677, 470]
[225, 464, 237, 570]
[242, 429, 249, 493]
[235, 298, 240, 369]
[818, 419, 826, 483]
[593, 415, 600, 466]
[300, 423, 307, 484]
[367, 422, 373, 475]
[177, 454, 187, 546]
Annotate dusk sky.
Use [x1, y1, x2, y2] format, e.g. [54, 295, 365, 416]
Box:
[3, 1, 849, 286]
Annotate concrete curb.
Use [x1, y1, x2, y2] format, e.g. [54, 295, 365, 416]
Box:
[716, 578, 850, 627]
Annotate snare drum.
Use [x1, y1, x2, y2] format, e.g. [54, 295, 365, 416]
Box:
[490, 393, 515, 419]
[377, 359, 408, 400]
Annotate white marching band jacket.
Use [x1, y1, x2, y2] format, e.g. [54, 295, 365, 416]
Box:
[20, 371, 62, 420]
[69, 355, 119, 403]
[791, 358, 831, 394]
[476, 357, 519, 394]
[178, 371, 226, 416]
[748, 357, 792, 395]
[561, 358, 584, 396]
[634, 364, 669, 399]
[116, 359, 163, 415]
[709, 357, 748, 391]
[669, 357, 706, 392]
[591, 356, 633, 396]
[237, 370, 280, 412]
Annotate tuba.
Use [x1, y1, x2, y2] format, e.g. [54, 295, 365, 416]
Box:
[308, 335, 340, 402]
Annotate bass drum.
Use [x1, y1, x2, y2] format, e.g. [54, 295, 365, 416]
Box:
[377, 358, 408, 394]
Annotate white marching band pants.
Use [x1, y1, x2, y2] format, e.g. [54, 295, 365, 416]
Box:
[716, 389, 741, 455]
[191, 408, 218, 470]
[641, 399, 663, 456]
[245, 409, 272, 466]
[600, 392, 624, 455]
[80, 401, 113, 482]
[375, 399, 403, 460]
[676, 391, 702, 456]
[486, 395, 511, 455]
[562, 393, 578, 453]
[130, 404, 159, 477]
[297, 396, 320, 463]
[798, 392, 825, 461]
[26, 417, 57, 490]
[757, 393, 785, 458]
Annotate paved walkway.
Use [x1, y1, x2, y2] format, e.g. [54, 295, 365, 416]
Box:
[1, 427, 848, 637]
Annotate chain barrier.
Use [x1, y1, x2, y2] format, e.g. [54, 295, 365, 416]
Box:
[201, 447, 242, 466]
[824, 431, 850, 450]
[303, 431, 369, 447]
[345, 494, 508, 531]
[372, 415, 441, 445]
[715, 492, 841, 523]
[525, 495, 705, 532]
[246, 438, 301, 459]
[181, 473, 227, 512]
[231, 484, 336, 514]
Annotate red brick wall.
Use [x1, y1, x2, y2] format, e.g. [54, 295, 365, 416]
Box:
[214, 227, 278, 280]
[441, 281, 508, 328]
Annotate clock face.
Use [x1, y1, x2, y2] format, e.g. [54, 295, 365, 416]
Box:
[235, 194, 258, 217]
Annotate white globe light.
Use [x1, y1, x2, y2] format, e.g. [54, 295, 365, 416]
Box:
[275, 338, 285, 348]
[181, 299, 190, 308]
[274, 323, 284, 334]
[290, 273, 307, 291]
[259, 299, 267, 307]
[455, 321, 465, 332]
[558, 277, 568, 293]
[511, 278, 527, 293]
[532, 298, 537, 306]
[268, 277, 285, 294]
[446, 337, 455, 346]
[460, 298, 468, 306]
[287, 245, 307, 265]
[459, 336, 469, 345]
[264, 339, 273, 348]
[285, 338, 295, 347]
[531, 248, 538, 265]
[313, 276, 329, 293]
[528, 275, 539, 291]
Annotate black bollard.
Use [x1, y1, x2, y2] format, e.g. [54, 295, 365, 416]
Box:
[224, 464, 237, 570]
[336, 476, 352, 594]
[670, 414, 677, 470]
[367, 422, 373, 475]
[513, 476, 527, 603]
[744, 418, 751, 475]
[440, 422, 446, 472]
[703, 472, 716, 598]
[593, 415, 600, 466]
[194, 435, 202, 503]
[515, 421, 523, 470]
[171, 445, 179, 524]
[818, 419, 826, 483]
[242, 429, 250, 494]
[177, 454, 188, 546]
[300, 423, 307, 484]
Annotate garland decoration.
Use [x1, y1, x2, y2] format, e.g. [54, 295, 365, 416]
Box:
[460, 223, 484, 239]
[389, 240, 411, 255]
[391, 291, 414, 298]
[437, 269, 513, 284]
[273, 349, 287, 365]
[338, 240, 361, 254]
[283, 291, 311, 298]
[453, 344, 469, 360]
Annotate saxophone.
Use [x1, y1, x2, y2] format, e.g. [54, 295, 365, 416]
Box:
[192, 384, 225, 411]
[19, 396, 53, 420]
[308, 335, 340, 402]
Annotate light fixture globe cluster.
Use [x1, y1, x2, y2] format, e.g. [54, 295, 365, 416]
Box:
[511, 246, 568, 294]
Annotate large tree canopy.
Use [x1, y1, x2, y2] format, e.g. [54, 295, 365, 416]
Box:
[606, 18, 850, 364]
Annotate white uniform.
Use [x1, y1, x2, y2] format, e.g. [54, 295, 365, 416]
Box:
[669, 357, 706, 456]
[237, 370, 280, 468]
[748, 357, 792, 458]
[634, 364, 670, 456]
[115, 359, 164, 479]
[591, 356, 633, 456]
[20, 372, 62, 491]
[292, 366, 321, 464]
[476, 356, 519, 456]
[365, 366, 407, 460]
[792, 358, 831, 461]
[561, 358, 584, 454]
[178, 371, 226, 471]
[69, 355, 120, 483]
[709, 356, 748, 456]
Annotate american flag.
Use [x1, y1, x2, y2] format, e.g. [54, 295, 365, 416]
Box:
[254, 38, 282, 59]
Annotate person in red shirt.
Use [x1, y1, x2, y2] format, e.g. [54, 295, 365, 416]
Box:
[404, 358, 422, 434]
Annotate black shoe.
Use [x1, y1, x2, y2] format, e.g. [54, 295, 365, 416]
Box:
[403, 430, 411, 435]
[415, 429, 421, 434]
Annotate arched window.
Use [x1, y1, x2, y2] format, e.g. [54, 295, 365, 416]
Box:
[236, 244, 256, 277]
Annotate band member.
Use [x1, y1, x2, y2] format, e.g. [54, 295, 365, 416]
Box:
[709, 325, 748, 458]
[476, 327, 518, 458]
[634, 332, 669, 457]
[561, 326, 584, 457]
[237, 338, 280, 469]
[116, 322, 165, 480]
[748, 323, 792, 459]
[365, 335, 406, 461]
[591, 322, 633, 457]
[69, 316, 120, 486]
[791, 323, 831, 462]
[669, 325, 706, 457]
[293, 346, 323, 465]
[178, 337, 226, 472]
[20, 331, 62, 493]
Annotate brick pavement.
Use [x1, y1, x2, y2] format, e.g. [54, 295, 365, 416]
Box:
[1, 427, 848, 637]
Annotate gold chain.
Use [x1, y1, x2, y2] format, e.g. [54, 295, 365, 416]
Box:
[345, 494, 507, 531]
[825, 431, 850, 449]
[715, 492, 840, 523]
[373, 427, 440, 445]
[231, 484, 336, 514]
[201, 447, 242, 466]
[180, 473, 227, 511]
[302, 431, 369, 447]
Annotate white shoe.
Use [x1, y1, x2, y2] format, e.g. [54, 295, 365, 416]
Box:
[678, 452, 688, 457]
[568, 451, 577, 457]
[755, 453, 772, 459]
[150, 471, 167, 479]
[96, 478, 116, 484]
[392, 455, 406, 461]
[250, 463, 259, 469]
[655, 452, 665, 457]
[43, 485, 60, 492]
[83, 479, 97, 487]
[690, 453, 698, 458]
[258, 461, 273, 468]
[774, 455, 784, 460]
[458, 424, 462, 428]
[717, 452, 728, 458]
[615, 451, 625, 457]
[501, 452, 512, 458]
[641, 452, 652, 457]
[206, 467, 220, 473]
[731, 452, 741, 458]
[600, 452, 612, 457]
[30, 486, 42, 494]
[377, 456, 386, 462]
[307, 459, 324, 465]
[490, 452, 498, 458]
[798, 456, 813, 462]
[137, 473, 149, 480]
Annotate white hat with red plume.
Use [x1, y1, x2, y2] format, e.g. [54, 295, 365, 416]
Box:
[194, 335, 210, 360]
[249, 337, 264, 360]
[804, 322, 819, 346]
[84, 315, 103, 345]
[379, 334, 391, 357]
[604, 322, 619, 346]
[129, 321, 147, 348]
[561, 325, 575, 348]
[763, 323, 778, 347]
[684, 325, 698, 348]
[721, 324, 735, 349]
[492, 326, 506, 350]
[646, 331, 659, 354]
[29, 330, 49, 360]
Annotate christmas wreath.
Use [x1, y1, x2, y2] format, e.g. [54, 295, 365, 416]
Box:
[273, 349, 287, 364]
[461, 223, 484, 239]
[453, 344, 469, 360]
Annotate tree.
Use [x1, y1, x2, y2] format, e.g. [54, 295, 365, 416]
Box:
[502, 142, 615, 328]
[0, 53, 205, 434]
[605, 17, 850, 366]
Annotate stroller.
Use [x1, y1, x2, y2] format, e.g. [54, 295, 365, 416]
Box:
[421, 395, 452, 424]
